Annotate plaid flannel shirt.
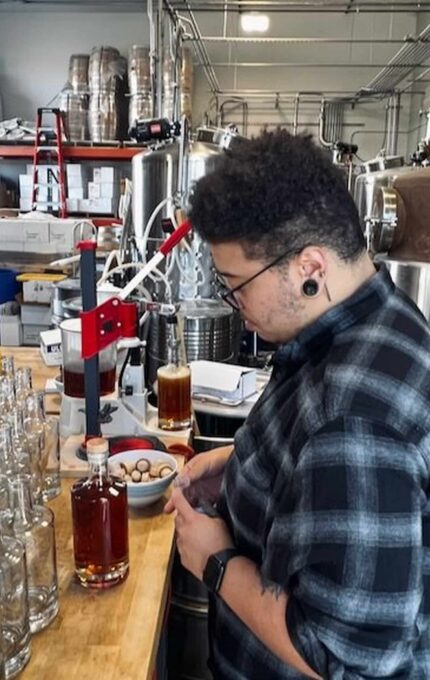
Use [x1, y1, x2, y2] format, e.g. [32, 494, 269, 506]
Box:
[210, 265, 430, 679]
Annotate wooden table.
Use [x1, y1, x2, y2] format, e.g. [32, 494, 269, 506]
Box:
[2, 347, 181, 679]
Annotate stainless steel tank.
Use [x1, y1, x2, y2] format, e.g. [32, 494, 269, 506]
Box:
[132, 128, 226, 299]
[376, 257, 430, 321]
[354, 156, 415, 230]
[147, 299, 239, 386]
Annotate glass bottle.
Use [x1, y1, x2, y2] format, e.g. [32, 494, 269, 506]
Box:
[24, 391, 61, 501]
[71, 437, 129, 589]
[0, 356, 14, 379]
[0, 425, 17, 479]
[0, 514, 31, 678]
[14, 368, 32, 408]
[157, 315, 191, 430]
[8, 409, 42, 502]
[10, 475, 59, 634]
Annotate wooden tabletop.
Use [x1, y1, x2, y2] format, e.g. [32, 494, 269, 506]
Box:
[21, 479, 175, 680]
[2, 347, 181, 680]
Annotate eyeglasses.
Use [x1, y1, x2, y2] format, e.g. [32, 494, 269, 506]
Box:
[215, 249, 293, 311]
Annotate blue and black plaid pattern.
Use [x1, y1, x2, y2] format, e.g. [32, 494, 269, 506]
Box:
[210, 265, 430, 679]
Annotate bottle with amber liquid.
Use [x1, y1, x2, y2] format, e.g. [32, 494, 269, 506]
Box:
[157, 315, 191, 431]
[71, 437, 129, 588]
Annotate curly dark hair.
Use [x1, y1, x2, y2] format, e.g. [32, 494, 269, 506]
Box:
[188, 129, 365, 263]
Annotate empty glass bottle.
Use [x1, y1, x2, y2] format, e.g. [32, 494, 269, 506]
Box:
[8, 409, 42, 502]
[24, 391, 61, 501]
[0, 426, 16, 478]
[71, 437, 129, 589]
[14, 368, 32, 408]
[10, 475, 59, 633]
[0, 519, 31, 678]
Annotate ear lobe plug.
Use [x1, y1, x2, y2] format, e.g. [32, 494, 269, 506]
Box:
[302, 279, 319, 297]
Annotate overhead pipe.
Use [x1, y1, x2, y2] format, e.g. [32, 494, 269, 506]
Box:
[385, 92, 401, 156]
[192, 36, 427, 44]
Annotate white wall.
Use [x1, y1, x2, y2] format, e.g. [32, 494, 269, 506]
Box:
[0, 6, 425, 162]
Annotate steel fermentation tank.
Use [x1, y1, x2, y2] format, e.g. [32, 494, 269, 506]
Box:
[355, 161, 430, 321]
[132, 127, 244, 381]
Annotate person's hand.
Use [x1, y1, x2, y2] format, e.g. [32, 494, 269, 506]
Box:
[172, 487, 234, 580]
[164, 445, 232, 514]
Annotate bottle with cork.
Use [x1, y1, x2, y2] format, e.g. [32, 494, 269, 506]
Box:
[71, 437, 129, 588]
[157, 314, 191, 430]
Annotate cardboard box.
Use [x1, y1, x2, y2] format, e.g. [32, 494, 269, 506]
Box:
[18, 274, 65, 304]
[22, 324, 50, 346]
[0, 219, 25, 242]
[0, 241, 23, 252]
[94, 167, 118, 183]
[66, 199, 79, 213]
[78, 198, 90, 212]
[40, 328, 62, 366]
[0, 315, 22, 346]
[22, 220, 50, 244]
[88, 181, 100, 200]
[21, 303, 52, 326]
[100, 182, 118, 199]
[19, 199, 32, 213]
[190, 361, 257, 404]
[88, 198, 115, 214]
[68, 187, 84, 200]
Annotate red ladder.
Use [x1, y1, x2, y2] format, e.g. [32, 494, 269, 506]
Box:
[31, 107, 67, 218]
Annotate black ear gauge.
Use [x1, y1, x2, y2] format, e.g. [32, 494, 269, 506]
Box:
[302, 279, 319, 297]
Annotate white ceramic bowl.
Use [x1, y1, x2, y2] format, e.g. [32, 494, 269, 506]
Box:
[109, 449, 178, 508]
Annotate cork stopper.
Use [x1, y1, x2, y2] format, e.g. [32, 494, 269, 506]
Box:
[86, 437, 109, 459]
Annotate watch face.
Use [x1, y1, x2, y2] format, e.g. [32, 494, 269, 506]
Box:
[203, 555, 224, 594]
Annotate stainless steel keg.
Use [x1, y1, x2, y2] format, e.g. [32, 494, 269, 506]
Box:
[147, 299, 238, 386]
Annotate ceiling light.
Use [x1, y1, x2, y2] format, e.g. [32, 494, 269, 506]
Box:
[240, 12, 270, 34]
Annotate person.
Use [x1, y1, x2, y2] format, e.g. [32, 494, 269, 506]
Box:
[164, 130, 430, 679]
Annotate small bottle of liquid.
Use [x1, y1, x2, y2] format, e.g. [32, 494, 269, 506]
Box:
[71, 437, 129, 589]
[157, 315, 191, 431]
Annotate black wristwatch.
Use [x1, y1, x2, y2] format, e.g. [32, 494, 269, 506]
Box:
[203, 548, 239, 594]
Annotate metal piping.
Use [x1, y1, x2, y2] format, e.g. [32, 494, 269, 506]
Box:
[196, 62, 430, 68]
[176, 1, 220, 93]
[147, 0, 157, 118]
[385, 92, 401, 155]
[193, 36, 428, 44]
[166, 0, 430, 8]
[360, 23, 430, 94]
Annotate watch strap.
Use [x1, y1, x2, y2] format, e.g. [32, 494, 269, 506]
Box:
[203, 548, 240, 594]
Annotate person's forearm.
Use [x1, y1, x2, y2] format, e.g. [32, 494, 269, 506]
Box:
[208, 444, 234, 461]
[219, 557, 321, 680]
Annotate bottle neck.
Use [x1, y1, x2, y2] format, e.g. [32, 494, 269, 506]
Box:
[87, 452, 109, 480]
[9, 408, 25, 439]
[10, 475, 34, 531]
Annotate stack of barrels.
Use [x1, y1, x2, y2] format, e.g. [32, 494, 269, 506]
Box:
[88, 46, 127, 142]
[59, 54, 90, 142]
[128, 45, 153, 129]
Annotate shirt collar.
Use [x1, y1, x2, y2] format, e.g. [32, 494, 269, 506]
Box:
[273, 263, 394, 369]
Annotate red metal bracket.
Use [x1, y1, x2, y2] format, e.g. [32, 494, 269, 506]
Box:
[80, 297, 137, 359]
